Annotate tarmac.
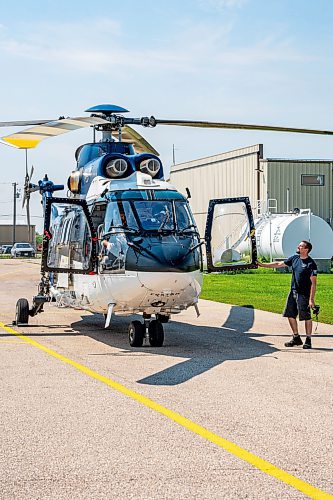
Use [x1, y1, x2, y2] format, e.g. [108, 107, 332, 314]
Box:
[0, 259, 332, 499]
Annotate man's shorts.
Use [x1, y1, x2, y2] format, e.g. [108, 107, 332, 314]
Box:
[283, 290, 311, 321]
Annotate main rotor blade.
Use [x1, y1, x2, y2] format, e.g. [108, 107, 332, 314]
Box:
[1, 116, 109, 149]
[154, 119, 333, 136]
[113, 125, 159, 155]
[0, 120, 52, 127]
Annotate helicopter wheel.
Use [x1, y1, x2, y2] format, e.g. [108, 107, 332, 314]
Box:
[148, 320, 164, 347]
[128, 320, 145, 347]
[15, 298, 30, 325]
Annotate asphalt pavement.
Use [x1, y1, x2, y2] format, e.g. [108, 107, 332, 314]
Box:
[0, 259, 332, 499]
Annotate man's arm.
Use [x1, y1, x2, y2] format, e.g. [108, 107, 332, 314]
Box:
[256, 260, 287, 269]
[309, 275, 317, 308]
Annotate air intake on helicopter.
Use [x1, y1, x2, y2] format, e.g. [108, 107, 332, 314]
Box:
[105, 158, 128, 178]
[139, 158, 160, 177]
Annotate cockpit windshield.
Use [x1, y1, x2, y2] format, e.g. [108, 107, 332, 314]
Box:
[103, 193, 195, 235]
[104, 201, 139, 233]
[134, 201, 174, 231]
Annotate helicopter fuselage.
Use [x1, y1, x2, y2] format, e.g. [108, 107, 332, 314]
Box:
[49, 166, 203, 322]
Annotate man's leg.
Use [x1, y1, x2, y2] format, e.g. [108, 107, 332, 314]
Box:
[285, 317, 303, 346]
[283, 293, 302, 346]
[288, 317, 299, 335]
[305, 319, 312, 337]
[303, 319, 313, 349]
[299, 295, 312, 349]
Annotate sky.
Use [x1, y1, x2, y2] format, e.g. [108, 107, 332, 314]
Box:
[1, 0, 333, 231]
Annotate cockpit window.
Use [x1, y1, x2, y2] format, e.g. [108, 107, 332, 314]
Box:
[104, 201, 139, 233]
[175, 202, 194, 230]
[103, 198, 196, 234]
[133, 201, 174, 231]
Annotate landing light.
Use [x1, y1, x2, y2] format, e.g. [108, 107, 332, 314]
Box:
[140, 158, 160, 177]
[68, 171, 82, 194]
[105, 158, 128, 178]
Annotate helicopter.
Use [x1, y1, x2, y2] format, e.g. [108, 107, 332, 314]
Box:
[1, 104, 333, 347]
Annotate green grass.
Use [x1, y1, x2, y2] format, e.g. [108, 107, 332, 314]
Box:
[201, 268, 333, 325]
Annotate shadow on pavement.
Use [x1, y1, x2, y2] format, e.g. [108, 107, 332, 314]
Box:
[4, 304, 331, 385]
[70, 304, 279, 386]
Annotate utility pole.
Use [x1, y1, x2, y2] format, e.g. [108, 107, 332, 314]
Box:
[12, 182, 17, 245]
[172, 144, 176, 165]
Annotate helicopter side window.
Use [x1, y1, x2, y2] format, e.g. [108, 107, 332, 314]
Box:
[104, 201, 122, 231]
[99, 234, 126, 274]
[100, 201, 133, 274]
[133, 201, 174, 231]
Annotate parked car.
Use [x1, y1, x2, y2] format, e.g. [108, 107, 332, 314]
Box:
[1, 245, 13, 255]
[11, 243, 35, 258]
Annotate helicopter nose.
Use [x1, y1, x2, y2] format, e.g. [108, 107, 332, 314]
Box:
[125, 236, 201, 273]
[137, 269, 201, 296]
[157, 242, 188, 266]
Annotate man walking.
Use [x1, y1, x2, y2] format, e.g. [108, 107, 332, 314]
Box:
[257, 241, 317, 349]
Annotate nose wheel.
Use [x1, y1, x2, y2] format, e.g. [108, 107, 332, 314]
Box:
[128, 319, 165, 347]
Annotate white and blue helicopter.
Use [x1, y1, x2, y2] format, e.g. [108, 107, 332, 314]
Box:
[1, 105, 331, 347]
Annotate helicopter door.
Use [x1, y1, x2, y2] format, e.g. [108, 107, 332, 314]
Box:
[205, 197, 257, 272]
[42, 197, 97, 274]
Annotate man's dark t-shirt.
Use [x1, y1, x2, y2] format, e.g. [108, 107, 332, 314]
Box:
[284, 254, 317, 296]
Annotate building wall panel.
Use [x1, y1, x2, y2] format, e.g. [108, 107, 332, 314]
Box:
[0, 225, 36, 247]
[170, 145, 262, 235]
[265, 160, 332, 223]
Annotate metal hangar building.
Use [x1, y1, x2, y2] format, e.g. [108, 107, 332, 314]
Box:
[169, 144, 333, 237]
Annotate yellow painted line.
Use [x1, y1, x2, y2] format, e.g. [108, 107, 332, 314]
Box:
[0, 321, 331, 500]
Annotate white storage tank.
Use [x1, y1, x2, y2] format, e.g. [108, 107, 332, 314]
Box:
[255, 209, 333, 266]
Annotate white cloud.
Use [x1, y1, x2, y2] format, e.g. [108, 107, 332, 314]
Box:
[0, 18, 315, 79]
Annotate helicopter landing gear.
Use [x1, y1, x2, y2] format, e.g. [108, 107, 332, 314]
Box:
[156, 313, 169, 324]
[128, 318, 165, 347]
[13, 273, 51, 326]
[148, 320, 164, 347]
[128, 320, 145, 347]
[15, 298, 30, 325]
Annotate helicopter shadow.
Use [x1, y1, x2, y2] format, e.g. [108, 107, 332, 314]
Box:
[71, 304, 279, 386]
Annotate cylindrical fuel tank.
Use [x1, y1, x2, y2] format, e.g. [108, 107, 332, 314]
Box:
[255, 210, 333, 260]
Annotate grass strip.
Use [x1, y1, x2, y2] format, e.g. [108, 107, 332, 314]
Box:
[201, 269, 333, 325]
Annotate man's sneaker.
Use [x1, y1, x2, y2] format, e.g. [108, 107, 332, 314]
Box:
[303, 337, 312, 349]
[285, 335, 303, 347]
